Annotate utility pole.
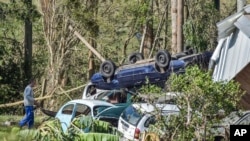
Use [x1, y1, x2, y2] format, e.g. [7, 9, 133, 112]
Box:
[214, 0, 220, 11]
[24, 0, 32, 82]
[177, 0, 183, 53]
[237, 0, 246, 12]
[171, 0, 177, 54]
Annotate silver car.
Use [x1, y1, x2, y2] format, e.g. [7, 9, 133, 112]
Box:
[211, 110, 250, 141]
[117, 103, 179, 141]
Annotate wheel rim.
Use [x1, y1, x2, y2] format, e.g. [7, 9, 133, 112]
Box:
[130, 57, 137, 63]
[103, 64, 111, 74]
[155, 50, 171, 68]
[158, 54, 166, 64]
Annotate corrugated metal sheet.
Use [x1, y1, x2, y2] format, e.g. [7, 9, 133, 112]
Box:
[234, 15, 250, 37]
[212, 5, 250, 82]
[216, 11, 243, 40]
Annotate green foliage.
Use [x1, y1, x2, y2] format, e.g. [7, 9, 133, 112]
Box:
[0, 2, 26, 113]
[144, 66, 244, 140]
[183, 0, 219, 51]
[68, 116, 119, 141]
[68, 115, 117, 134]
[167, 66, 243, 140]
[0, 1, 45, 114]
[75, 133, 119, 141]
[4, 117, 119, 141]
[170, 66, 243, 114]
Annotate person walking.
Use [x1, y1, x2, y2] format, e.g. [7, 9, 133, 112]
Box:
[19, 78, 36, 129]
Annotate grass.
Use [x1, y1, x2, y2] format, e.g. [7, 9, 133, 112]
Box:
[0, 114, 49, 141]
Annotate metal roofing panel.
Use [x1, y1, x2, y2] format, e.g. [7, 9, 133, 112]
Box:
[216, 11, 244, 40]
[234, 15, 250, 37]
[212, 30, 250, 81]
[244, 5, 250, 13]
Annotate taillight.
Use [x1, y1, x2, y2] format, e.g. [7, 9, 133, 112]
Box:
[134, 128, 140, 139]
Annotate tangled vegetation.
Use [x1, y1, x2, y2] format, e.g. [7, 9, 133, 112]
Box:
[140, 66, 244, 141]
[1, 116, 119, 141]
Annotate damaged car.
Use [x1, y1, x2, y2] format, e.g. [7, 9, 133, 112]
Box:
[43, 99, 129, 132]
[91, 49, 212, 90]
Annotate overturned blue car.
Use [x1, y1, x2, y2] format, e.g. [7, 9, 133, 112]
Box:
[91, 50, 212, 90]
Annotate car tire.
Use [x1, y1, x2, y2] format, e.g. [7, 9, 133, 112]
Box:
[100, 60, 116, 78]
[155, 50, 171, 68]
[128, 52, 144, 64]
[184, 45, 197, 54]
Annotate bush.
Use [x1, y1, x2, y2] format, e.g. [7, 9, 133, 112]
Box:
[144, 66, 244, 141]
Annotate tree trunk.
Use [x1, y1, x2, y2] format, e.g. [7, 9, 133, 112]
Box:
[139, 0, 154, 58]
[24, 0, 32, 84]
[88, 40, 96, 79]
[86, 0, 99, 79]
[171, 0, 177, 54]
[237, 0, 246, 12]
[40, 0, 78, 110]
[214, 0, 220, 11]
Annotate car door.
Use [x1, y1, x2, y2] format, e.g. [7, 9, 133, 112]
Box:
[96, 105, 128, 119]
[56, 103, 92, 132]
[56, 103, 76, 132]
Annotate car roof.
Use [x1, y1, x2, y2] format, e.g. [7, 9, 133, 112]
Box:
[132, 103, 179, 113]
[67, 99, 116, 108]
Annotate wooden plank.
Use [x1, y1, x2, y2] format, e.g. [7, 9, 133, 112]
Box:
[69, 25, 106, 62]
[0, 84, 86, 108]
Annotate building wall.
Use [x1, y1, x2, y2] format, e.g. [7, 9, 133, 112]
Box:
[235, 63, 250, 109]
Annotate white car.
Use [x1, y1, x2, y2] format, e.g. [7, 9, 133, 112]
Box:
[117, 103, 180, 141]
[82, 82, 108, 99]
[55, 99, 127, 132]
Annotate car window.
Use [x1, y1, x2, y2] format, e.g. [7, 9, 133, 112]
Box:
[144, 116, 156, 127]
[75, 104, 91, 116]
[96, 91, 111, 100]
[93, 106, 111, 116]
[97, 90, 128, 104]
[238, 114, 250, 125]
[121, 105, 143, 126]
[62, 104, 74, 115]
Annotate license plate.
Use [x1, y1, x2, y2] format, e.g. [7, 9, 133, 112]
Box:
[122, 124, 128, 131]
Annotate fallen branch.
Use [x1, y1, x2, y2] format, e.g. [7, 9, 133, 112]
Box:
[0, 84, 86, 108]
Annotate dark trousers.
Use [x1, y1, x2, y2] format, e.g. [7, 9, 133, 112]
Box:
[19, 106, 34, 128]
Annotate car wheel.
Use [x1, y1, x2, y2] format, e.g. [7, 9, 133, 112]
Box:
[184, 45, 197, 54]
[100, 60, 116, 78]
[155, 50, 171, 68]
[128, 52, 144, 64]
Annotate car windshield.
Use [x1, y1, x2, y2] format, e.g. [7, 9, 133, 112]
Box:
[95, 91, 111, 100]
[121, 105, 143, 126]
[93, 106, 111, 116]
[96, 90, 130, 104]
